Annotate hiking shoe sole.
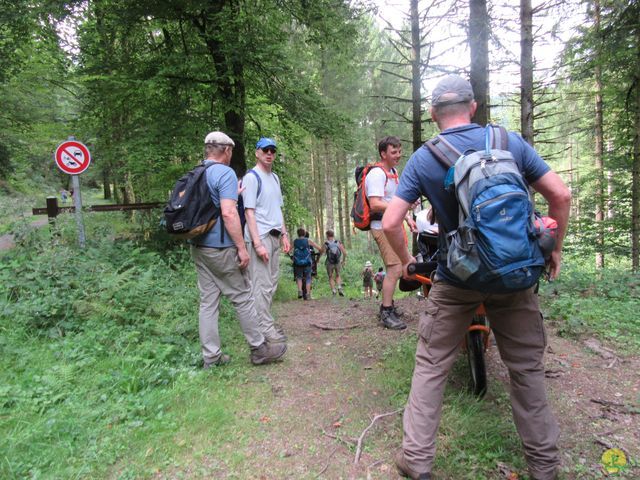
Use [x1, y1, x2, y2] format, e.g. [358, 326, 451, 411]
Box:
[251, 343, 287, 365]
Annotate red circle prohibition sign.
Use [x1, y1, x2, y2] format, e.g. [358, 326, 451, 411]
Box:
[55, 140, 91, 175]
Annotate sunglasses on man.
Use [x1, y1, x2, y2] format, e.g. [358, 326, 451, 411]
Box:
[261, 147, 276, 154]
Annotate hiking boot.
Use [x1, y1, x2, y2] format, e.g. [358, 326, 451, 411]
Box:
[250, 341, 287, 365]
[332, 289, 337, 296]
[395, 450, 431, 480]
[393, 301, 405, 317]
[298, 290, 303, 299]
[265, 325, 287, 343]
[380, 307, 407, 330]
[203, 353, 231, 369]
[338, 288, 344, 297]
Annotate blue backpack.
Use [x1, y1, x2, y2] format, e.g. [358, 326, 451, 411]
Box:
[426, 125, 545, 293]
[292, 238, 312, 266]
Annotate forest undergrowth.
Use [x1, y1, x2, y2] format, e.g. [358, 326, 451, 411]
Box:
[1, 214, 638, 478]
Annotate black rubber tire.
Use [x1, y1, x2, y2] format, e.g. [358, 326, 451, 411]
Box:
[466, 325, 487, 398]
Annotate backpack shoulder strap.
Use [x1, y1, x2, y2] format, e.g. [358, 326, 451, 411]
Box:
[425, 135, 460, 169]
[247, 169, 263, 198]
[489, 125, 509, 150]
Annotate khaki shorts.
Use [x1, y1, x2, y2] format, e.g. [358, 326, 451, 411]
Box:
[326, 261, 342, 276]
[371, 228, 402, 267]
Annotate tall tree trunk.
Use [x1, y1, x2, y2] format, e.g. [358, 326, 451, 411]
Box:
[195, 6, 247, 176]
[593, 0, 605, 269]
[520, 0, 534, 145]
[410, 0, 422, 151]
[470, 0, 489, 126]
[344, 169, 352, 248]
[632, 28, 640, 272]
[103, 170, 111, 200]
[607, 169, 614, 224]
[313, 145, 325, 238]
[323, 139, 334, 231]
[336, 151, 344, 240]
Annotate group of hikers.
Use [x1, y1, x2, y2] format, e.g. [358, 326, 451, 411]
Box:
[189, 75, 571, 480]
[290, 228, 347, 300]
[289, 227, 387, 300]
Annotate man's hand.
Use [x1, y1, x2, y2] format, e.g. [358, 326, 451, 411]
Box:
[405, 216, 418, 233]
[402, 256, 417, 279]
[255, 243, 269, 262]
[281, 235, 290, 254]
[547, 250, 562, 281]
[237, 246, 250, 270]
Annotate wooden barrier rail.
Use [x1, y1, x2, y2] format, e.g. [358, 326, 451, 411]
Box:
[33, 197, 164, 219]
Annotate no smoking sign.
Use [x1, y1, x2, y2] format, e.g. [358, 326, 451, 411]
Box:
[54, 140, 91, 175]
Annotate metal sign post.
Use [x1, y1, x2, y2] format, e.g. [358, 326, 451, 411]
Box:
[71, 174, 86, 248]
[54, 136, 91, 248]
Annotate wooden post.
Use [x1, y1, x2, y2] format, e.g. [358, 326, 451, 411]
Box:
[46, 196, 59, 241]
[46, 196, 59, 223]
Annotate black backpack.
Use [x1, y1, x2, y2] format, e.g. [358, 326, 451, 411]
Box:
[164, 162, 221, 239]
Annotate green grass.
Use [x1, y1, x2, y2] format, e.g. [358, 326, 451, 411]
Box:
[539, 256, 640, 354]
[376, 334, 526, 479]
[3, 210, 639, 479]
[0, 214, 266, 479]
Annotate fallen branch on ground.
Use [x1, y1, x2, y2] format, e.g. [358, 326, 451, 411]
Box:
[315, 446, 338, 479]
[354, 409, 402, 464]
[591, 398, 639, 415]
[322, 430, 357, 447]
[312, 323, 363, 330]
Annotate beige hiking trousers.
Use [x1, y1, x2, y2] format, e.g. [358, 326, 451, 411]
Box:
[402, 277, 560, 480]
[191, 246, 264, 363]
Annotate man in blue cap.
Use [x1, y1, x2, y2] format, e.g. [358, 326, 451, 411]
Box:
[191, 132, 287, 368]
[242, 137, 290, 344]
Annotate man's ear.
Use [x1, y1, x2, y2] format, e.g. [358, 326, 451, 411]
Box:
[430, 106, 437, 124]
[469, 100, 478, 118]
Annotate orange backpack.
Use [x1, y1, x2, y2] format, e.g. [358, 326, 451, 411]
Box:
[350, 163, 397, 231]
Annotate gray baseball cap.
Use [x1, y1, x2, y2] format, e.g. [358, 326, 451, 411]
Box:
[204, 131, 235, 146]
[431, 75, 474, 106]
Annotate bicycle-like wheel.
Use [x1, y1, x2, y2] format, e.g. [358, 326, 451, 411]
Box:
[466, 315, 488, 398]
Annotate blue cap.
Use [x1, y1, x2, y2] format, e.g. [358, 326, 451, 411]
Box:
[256, 137, 277, 150]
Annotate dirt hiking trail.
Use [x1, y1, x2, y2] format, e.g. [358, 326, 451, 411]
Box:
[169, 296, 639, 479]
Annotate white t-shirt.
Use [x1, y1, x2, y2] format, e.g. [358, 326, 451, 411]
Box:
[365, 166, 398, 230]
[241, 167, 284, 241]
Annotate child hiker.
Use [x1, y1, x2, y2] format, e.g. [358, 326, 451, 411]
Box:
[374, 267, 385, 299]
[362, 261, 374, 298]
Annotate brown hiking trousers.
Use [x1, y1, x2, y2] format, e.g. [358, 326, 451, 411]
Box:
[402, 277, 560, 480]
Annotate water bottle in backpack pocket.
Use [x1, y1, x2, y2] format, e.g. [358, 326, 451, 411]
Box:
[446, 225, 481, 281]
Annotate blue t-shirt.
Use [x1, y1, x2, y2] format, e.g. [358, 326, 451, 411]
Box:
[396, 123, 550, 285]
[193, 160, 238, 248]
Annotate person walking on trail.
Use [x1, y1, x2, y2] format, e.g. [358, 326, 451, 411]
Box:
[374, 267, 385, 299]
[322, 230, 347, 296]
[243, 137, 290, 344]
[305, 230, 320, 299]
[292, 228, 321, 300]
[367, 135, 417, 330]
[362, 261, 374, 298]
[190, 132, 287, 368]
[383, 75, 571, 480]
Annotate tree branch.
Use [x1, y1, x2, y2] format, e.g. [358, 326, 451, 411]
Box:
[354, 409, 402, 464]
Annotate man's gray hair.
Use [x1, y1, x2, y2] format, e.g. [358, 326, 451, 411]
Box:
[205, 143, 230, 156]
[432, 100, 473, 118]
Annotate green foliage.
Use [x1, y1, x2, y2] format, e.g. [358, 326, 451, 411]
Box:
[0, 215, 259, 478]
[539, 256, 640, 353]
